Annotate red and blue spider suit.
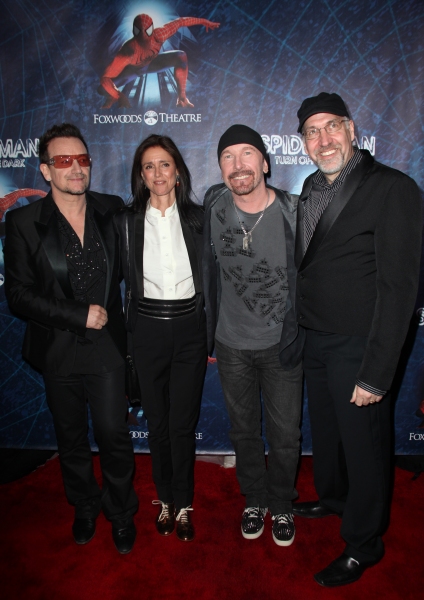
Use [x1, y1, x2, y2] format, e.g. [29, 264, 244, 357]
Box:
[0, 189, 47, 221]
[99, 14, 220, 109]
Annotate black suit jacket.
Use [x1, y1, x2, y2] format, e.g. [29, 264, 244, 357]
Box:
[295, 149, 422, 390]
[114, 204, 205, 332]
[4, 191, 126, 376]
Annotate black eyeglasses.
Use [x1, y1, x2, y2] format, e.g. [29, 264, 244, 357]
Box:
[303, 119, 350, 141]
[45, 154, 91, 168]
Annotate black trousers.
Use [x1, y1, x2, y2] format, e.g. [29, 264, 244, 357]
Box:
[303, 329, 391, 564]
[215, 340, 302, 515]
[133, 312, 207, 510]
[43, 364, 138, 521]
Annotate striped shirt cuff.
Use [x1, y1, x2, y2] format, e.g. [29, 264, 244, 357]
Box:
[356, 380, 386, 396]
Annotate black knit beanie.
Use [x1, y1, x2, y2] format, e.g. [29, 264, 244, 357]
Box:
[217, 124, 267, 161]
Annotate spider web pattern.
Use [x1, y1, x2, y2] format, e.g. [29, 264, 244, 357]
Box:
[0, 0, 423, 452]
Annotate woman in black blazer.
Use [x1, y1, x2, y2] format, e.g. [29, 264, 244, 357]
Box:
[115, 135, 207, 542]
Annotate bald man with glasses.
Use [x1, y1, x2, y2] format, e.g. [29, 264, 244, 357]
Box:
[4, 123, 138, 554]
[279, 92, 422, 586]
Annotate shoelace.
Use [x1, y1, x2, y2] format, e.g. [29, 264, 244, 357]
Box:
[244, 507, 266, 518]
[176, 506, 193, 523]
[152, 500, 173, 522]
[271, 514, 293, 524]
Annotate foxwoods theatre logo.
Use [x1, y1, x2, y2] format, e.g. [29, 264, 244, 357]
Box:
[261, 134, 376, 166]
[93, 111, 202, 125]
[0, 139, 38, 168]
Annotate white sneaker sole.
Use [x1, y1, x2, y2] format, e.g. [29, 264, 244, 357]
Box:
[241, 524, 265, 539]
[272, 530, 295, 546]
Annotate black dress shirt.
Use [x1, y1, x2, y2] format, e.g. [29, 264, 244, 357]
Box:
[56, 204, 112, 373]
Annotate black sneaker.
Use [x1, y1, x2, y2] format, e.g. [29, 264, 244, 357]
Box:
[241, 507, 268, 539]
[271, 513, 295, 546]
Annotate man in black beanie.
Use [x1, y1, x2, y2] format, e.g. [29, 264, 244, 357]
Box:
[203, 124, 303, 547]
[282, 92, 422, 586]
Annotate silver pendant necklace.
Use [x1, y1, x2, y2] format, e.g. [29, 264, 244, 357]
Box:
[232, 188, 270, 250]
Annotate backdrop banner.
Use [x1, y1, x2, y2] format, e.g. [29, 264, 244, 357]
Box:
[1, 0, 423, 454]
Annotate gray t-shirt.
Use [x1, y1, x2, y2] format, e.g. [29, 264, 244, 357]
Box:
[211, 189, 288, 350]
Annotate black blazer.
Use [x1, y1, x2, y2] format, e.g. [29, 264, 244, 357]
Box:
[295, 149, 422, 390]
[114, 204, 204, 332]
[4, 191, 126, 376]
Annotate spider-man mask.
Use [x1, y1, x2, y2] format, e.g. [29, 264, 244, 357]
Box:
[133, 14, 153, 38]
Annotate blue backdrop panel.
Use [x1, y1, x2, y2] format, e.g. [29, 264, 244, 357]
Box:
[1, 0, 423, 454]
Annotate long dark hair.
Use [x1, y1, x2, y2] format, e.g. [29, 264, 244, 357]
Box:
[129, 134, 202, 233]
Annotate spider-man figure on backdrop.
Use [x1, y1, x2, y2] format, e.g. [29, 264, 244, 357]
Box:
[98, 14, 220, 109]
[0, 189, 47, 236]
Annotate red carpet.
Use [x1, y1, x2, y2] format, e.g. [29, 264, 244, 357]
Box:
[1, 455, 423, 600]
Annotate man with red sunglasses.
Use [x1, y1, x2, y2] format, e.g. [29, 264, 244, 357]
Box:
[4, 123, 138, 554]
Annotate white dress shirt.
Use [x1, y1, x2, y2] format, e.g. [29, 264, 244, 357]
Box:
[143, 200, 194, 300]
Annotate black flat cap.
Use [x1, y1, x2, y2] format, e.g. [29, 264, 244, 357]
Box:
[297, 92, 350, 133]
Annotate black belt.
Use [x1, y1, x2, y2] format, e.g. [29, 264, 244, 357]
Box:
[138, 296, 196, 320]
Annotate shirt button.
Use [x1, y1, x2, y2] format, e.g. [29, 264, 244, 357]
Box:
[299, 274, 304, 279]
[300, 295, 305, 300]
[299, 314, 305, 320]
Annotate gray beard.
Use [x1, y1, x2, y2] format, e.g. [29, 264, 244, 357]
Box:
[314, 147, 349, 176]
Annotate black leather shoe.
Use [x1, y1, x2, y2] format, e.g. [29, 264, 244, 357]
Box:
[72, 517, 96, 545]
[314, 553, 376, 587]
[112, 518, 137, 554]
[292, 500, 339, 518]
[153, 501, 175, 536]
[176, 507, 194, 542]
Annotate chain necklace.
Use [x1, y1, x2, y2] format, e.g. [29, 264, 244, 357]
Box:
[232, 188, 270, 250]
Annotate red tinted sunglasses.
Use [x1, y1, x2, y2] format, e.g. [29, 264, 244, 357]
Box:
[45, 154, 92, 168]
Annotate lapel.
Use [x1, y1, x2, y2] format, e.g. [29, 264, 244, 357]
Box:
[87, 192, 113, 306]
[180, 214, 201, 294]
[134, 212, 145, 300]
[35, 194, 74, 299]
[300, 151, 374, 270]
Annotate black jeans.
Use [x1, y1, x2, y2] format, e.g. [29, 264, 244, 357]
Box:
[133, 312, 207, 510]
[215, 340, 303, 515]
[43, 364, 138, 521]
[303, 329, 391, 563]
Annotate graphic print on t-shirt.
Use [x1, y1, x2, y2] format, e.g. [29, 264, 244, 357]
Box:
[212, 199, 288, 331]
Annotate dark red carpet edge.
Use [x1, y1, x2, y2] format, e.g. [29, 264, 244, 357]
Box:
[1, 455, 422, 600]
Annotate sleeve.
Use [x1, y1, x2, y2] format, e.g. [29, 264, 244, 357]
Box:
[356, 174, 423, 390]
[4, 212, 89, 335]
[355, 379, 386, 396]
[155, 18, 214, 42]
